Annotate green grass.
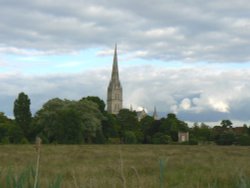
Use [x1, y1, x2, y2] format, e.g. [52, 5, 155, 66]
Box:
[0, 145, 250, 187]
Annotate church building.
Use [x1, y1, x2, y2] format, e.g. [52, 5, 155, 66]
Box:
[107, 45, 123, 114]
[106, 45, 159, 120]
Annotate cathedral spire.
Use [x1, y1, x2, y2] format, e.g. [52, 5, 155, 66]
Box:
[109, 44, 121, 87]
[111, 44, 119, 82]
[107, 45, 123, 114]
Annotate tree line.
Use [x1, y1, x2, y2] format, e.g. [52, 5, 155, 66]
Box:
[0, 92, 250, 145]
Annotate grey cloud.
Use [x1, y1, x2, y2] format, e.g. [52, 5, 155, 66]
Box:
[0, 1, 250, 62]
[0, 70, 109, 116]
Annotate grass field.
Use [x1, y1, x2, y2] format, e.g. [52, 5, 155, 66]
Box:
[0, 145, 250, 187]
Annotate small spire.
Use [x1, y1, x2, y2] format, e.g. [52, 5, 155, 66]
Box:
[153, 106, 158, 120]
[130, 104, 133, 111]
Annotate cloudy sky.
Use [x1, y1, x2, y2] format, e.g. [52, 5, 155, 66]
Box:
[1, 0, 250, 126]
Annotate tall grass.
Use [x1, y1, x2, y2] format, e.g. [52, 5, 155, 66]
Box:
[159, 158, 166, 188]
[34, 137, 42, 188]
[4, 166, 34, 188]
[0, 145, 250, 187]
[0, 138, 63, 188]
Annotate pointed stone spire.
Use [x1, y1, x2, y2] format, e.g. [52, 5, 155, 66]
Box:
[109, 44, 121, 88]
[130, 104, 133, 111]
[153, 106, 158, 120]
[107, 45, 123, 114]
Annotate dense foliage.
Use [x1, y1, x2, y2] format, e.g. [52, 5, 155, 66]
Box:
[1, 92, 250, 145]
[13, 92, 32, 140]
[33, 98, 104, 144]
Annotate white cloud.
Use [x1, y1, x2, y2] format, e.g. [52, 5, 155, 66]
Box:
[121, 65, 250, 121]
[180, 98, 192, 110]
[1, 65, 250, 123]
[208, 98, 230, 113]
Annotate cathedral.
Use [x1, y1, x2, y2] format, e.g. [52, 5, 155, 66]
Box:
[107, 45, 123, 114]
[106, 45, 158, 120]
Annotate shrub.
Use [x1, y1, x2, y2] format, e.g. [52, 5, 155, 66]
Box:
[20, 137, 29, 144]
[216, 131, 235, 145]
[189, 139, 198, 145]
[1, 137, 10, 144]
[152, 133, 171, 144]
[93, 130, 106, 144]
[124, 131, 137, 144]
[237, 135, 250, 146]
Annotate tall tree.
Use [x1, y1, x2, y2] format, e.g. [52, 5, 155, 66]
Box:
[140, 115, 155, 143]
[220, 120, 233, 129]
[101, 112, 120, 140]
[13, 92, 32, 139]
[0, 112, 14, 143]
[34, 98, 104, 144]
[117, 109, 140, 143]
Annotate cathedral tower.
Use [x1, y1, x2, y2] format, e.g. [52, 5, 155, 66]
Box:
[107, 45, 123, 114]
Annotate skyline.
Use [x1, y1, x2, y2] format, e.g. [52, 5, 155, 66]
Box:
[1, 1, 250, 126]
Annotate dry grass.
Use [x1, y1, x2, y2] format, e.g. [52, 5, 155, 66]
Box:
[0, 145, 250, 187]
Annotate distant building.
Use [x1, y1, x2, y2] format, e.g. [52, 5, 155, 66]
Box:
[178, 132, 189, 142]
[233, 126, 248, 135]
[130, 106, 159, 121]
[136, 107, 147, 121]
[107, 45, 123, 114]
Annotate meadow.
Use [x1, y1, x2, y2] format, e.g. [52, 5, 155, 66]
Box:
[0, 145, 250, 188]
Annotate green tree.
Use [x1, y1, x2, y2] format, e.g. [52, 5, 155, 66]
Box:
[190, 123, 212, 143]
[212, 125, 224, 143]
[124, 131, 137, 144]
[0, 112, 10, 123]
[34, 98, 104, 144]
[160, 113, 189, 141]
[236, 135, 250, 146]
[0, 112, 24, 144]
[242, 124, 249, 135]
[8, 124, 24, 144]
[220, 120, 233, 129]
[117, 109, 140, 142]
[13, 92, 32, 139]
[81, 96, 105, 113]
[216, 131, 235, 145]
[93, 129, 106, 144]
[57, 109, 84, 144]
[140, 116, 156, 143]
[101, 112, 120, 141]
[0, 112, 14, 143]
[117, 109, 139, 130]
[152, 132, 172, 144]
